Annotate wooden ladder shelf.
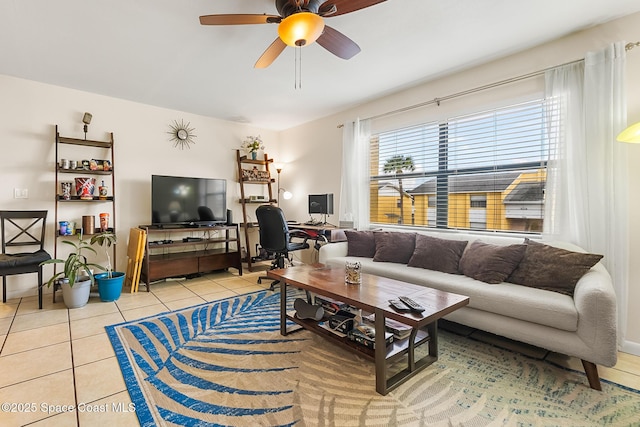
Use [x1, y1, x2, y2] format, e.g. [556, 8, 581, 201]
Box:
[236, 150, 275, 271]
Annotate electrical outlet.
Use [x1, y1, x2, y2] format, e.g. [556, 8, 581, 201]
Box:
[14, 188, 28, 199]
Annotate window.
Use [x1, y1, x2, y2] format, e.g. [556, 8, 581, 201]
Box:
[370, 99, 555, 233]
[470, 195, 487, 208]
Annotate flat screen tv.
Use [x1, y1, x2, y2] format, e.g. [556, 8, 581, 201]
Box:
[151, 175, 227, 227]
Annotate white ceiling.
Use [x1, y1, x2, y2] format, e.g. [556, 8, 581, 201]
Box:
[2, 0, 639, 131]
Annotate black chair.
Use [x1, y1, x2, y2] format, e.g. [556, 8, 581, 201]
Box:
[255, 205, 311, 291]
[0, 210, 51, 309]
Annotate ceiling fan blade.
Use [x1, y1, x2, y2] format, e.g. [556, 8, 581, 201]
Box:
[255, 38, 287, 68]
[319, 0, 386, 17]
[199, 14, 281, 25]
[316, 25, 360, 60]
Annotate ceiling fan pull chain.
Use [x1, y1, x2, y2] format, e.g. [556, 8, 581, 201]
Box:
[294, 45, 302, 89]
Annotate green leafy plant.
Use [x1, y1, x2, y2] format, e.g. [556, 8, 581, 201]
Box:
[241, 135, 264, 153]
[40, 235, 106, 287]
[90, 231, 117, 278]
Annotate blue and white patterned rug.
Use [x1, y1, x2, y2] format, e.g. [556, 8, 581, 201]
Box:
[107, 290, 640, 426]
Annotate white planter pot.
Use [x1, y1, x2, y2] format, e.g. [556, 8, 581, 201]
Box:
[61, 277, 92, 309]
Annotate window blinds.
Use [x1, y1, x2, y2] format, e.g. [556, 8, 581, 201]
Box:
[370, 99, 558, 233]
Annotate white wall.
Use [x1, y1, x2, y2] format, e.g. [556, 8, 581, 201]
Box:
[0, 75, 280, 298]
[279, 12, 640, 354]
[2, 11, 638, 355]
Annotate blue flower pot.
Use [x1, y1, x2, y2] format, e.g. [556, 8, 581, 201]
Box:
[95, 271, 125, 302]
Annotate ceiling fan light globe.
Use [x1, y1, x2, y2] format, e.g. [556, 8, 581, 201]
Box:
[278, 12, 325, 47]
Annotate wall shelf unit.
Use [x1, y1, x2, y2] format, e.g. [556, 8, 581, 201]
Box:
[53, 125, 117, 302]
[236, 150, 275, 272]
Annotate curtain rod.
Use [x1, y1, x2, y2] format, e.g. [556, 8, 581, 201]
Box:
[339, 41, 639, 127]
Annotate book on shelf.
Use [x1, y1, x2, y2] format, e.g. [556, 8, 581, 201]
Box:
[363, 313, 413, 340]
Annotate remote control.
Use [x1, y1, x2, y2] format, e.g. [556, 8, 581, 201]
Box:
[398, 296, 425, 313]
[389, 299, 411, 312]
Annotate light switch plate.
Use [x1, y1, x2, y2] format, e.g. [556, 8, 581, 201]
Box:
[14, 188, 28, 199]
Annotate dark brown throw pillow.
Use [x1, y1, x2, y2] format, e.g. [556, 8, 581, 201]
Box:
[408, 234, 468, 274]
[459, 240, 527, 284]
[507, 238, 603, 296]
[373, 231, 416, 264]
[345, 230, 376, 258]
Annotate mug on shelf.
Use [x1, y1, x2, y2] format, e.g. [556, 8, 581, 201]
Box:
[60, 182, 72, 200]
[99, 213, 110, 232]
[59, 221, 68, 236]
[82, 215, 95, 235]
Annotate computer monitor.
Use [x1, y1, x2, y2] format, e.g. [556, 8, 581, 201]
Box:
[308, 194, 334, 215]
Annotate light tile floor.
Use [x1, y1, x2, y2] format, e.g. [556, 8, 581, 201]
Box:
[0, 268, 272, 427]
[1, 267, 639, 426]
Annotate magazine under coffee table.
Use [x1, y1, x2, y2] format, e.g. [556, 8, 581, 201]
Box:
[267, 264, 469, 395]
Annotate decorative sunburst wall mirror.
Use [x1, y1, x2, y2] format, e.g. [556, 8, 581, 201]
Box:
[168, 119, 197, 149]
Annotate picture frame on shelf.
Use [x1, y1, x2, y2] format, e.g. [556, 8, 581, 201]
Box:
[242, 167, 270, 181]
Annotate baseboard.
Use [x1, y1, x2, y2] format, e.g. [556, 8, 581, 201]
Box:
[620, 339, 640, 356]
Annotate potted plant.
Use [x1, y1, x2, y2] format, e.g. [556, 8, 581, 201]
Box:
[90, 231, 126, 302]
[40, 235, 106, 309]
[241, 135, 264, 160]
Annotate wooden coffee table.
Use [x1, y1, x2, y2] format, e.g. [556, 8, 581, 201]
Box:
[267, 264, 469, 395]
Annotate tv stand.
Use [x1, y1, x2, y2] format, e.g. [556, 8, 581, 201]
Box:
[148, 223, 186, 229]
[139, 224, 242, 291]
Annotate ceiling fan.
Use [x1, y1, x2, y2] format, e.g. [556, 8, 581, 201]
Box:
[199, 0, 387, 68]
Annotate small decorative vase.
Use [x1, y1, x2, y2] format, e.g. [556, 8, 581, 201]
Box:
[345, 261, 362, 285]
[74, 177, 96, 200]
[98, 181, 108, 200]
[251, 151, 257, 160]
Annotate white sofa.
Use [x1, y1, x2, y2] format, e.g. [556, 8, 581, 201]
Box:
[318, 230, 617, 390]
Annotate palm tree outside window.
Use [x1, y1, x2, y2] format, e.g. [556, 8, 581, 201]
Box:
[382, 155, 415, 225]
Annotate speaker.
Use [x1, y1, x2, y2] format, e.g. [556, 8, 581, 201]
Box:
[308, 193, 334, 215]
[226, 209, 233, 225]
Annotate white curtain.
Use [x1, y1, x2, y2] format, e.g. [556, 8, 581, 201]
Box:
[543, 61, 586, 242]
[339, 118, 371, 230]
[544, 42, 629, 344]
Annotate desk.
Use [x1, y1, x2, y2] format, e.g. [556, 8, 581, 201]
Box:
[239, 222, 349, 267]
[288, 224, 349, 243]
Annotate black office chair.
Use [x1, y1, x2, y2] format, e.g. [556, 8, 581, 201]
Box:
[255, 205, 311, 291]
[0, 210, 52, 309]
